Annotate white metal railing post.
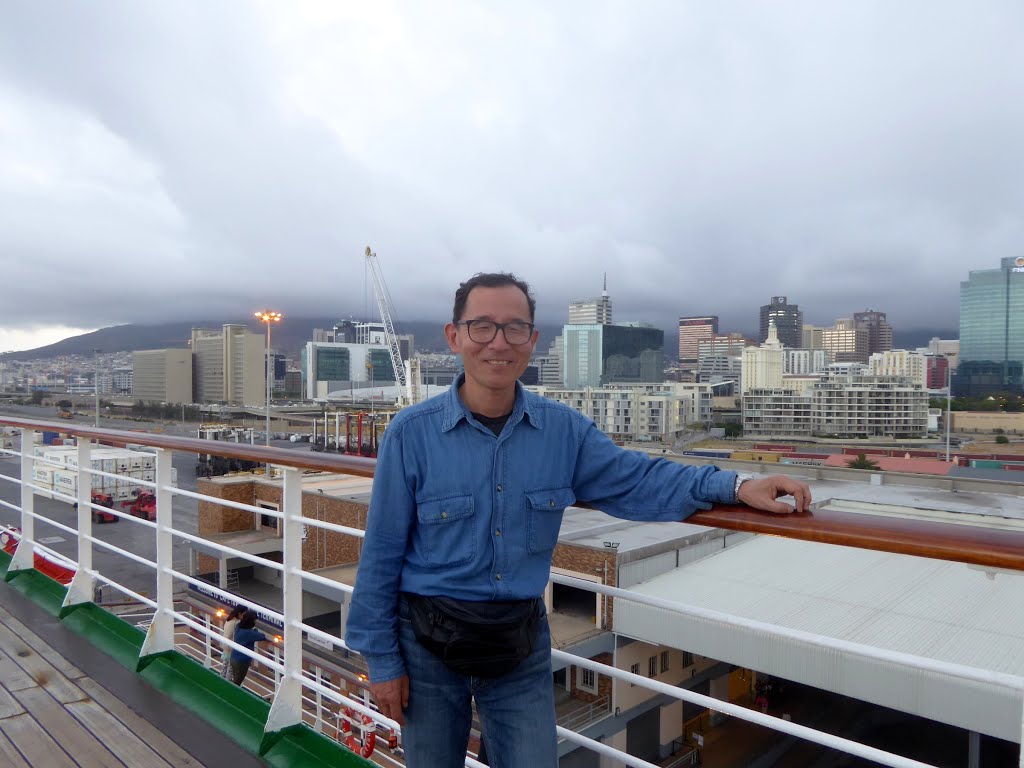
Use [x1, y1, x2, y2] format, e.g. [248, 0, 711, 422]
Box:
[314, 667, 325, 733]
[9, 429, 37, 574]
[139, 448, 175, 662]
[204, 614, 213, 668]
[264, 466, 304, 738]
[62, 439, 95, 609]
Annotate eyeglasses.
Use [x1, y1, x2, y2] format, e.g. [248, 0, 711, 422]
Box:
[457, 319, 535, 345]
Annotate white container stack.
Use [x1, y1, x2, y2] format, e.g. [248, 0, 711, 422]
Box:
[31, 445, 171, 504]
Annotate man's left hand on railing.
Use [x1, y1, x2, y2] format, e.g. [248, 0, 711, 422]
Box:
[737, 476, 812, 514]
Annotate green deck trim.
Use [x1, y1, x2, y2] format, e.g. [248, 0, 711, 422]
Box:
[3, 564, 69, 615]
[262, 723, 371, 768]
[0, 554, 372, 767]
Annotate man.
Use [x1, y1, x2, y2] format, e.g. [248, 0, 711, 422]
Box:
[346, 273, 811, 767]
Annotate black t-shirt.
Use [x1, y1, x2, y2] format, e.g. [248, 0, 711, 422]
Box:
[471, 411, 512, 437]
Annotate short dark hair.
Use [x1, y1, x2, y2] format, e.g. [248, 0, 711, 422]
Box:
[228, 603, 247, 620]
[452, 273, 535, 323]
[239, 609, 258, 630]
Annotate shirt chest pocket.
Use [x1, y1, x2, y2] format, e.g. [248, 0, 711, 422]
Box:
[415, 495, 475, 567]
[526, 487, 576, 555]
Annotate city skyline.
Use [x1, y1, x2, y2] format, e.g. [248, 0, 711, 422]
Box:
[2, 3, 1022, 352]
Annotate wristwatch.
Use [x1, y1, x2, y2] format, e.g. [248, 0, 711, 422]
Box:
[733, 473, 755, 504]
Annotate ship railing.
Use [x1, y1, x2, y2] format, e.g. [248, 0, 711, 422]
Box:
[0, 417, 1022, 768]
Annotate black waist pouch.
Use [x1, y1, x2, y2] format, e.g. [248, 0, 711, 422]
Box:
[404, 593, 541, 679]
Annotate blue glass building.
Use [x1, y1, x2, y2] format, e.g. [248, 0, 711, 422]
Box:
[955, 257, 1024, 396]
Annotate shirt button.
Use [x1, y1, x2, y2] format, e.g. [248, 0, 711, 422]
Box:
[495, 573, 502, 580]
[497, 484, 502, 492]
[440, 511, 447, 519]
[495, 529, 502, 536]
[549, 500, 555, 508]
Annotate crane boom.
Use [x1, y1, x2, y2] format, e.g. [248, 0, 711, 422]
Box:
[364, 246, 407, 390]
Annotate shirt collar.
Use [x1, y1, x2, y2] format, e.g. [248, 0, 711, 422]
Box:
[441, 373, 543, 432]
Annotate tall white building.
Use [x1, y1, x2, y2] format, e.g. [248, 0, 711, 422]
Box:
[784, 349, 831, 375]
[868, 350, 927, 389]
[569, 275, 613, 325]
[741, 322, 784, 394]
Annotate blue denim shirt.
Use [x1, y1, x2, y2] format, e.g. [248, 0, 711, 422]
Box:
[345, 375, 738, 682]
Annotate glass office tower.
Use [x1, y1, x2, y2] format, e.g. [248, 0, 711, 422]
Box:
[563, 324, 664, 388]
[956, 257, 1024, 396]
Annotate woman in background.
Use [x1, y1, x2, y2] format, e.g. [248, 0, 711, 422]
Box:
[220, 604, 247, 678]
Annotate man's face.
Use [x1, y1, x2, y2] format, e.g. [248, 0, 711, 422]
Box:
[445, 285, 539, 401]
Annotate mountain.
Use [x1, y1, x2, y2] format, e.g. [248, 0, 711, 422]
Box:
[0, 320, 959, 363]
[0, 319, 565, 361]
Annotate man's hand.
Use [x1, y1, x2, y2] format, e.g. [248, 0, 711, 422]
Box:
[737, 476, 812, 514]
[369, 675, 410, 726]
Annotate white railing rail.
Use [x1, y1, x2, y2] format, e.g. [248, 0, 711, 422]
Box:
[0, 420, 1021, 768]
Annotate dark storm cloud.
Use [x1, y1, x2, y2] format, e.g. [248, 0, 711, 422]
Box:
[1, 1, 1022, 350]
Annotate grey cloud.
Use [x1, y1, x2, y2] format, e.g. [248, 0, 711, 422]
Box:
[0, 1, 1022, 346]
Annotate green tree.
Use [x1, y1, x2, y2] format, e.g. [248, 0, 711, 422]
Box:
[723, 423, 743, 438]
[56, 399, 73, 410]
[846, 453, 881, 470]
[29, 390, 45, 405]
[996, 434, 1010, 444]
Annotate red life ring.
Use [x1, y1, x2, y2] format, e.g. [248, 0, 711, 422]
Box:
[341, 719, 351, 734]
[361, 733, 376, 757]
[345, 735, 359, 752]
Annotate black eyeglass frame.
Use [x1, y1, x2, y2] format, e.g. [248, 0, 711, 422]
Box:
[456, 319, 536, 345]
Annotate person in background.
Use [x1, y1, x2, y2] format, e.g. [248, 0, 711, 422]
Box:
[229, 609, 271, 686]
[220, 603, 247, 679]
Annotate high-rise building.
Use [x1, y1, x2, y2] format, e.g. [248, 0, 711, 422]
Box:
[132, 349, 193, 404]
[759, 297, 803, 348]
[741, 322, 784, 394]
[302, 341, 396, 400]
[823, 319, 869, 364]
[190, 325, 264, 405]
[956, 257, 1024, 396]
[569, 274, 613, 325]
[802, 325, 825, 349]
[677, 316, 718, 368]
[563, 324, 663, 388]
[853, 310, 893, 355]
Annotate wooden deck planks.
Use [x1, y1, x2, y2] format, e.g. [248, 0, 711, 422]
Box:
[0, 603, 86, 680]
[75, 678, 206, 768]
[0, 729, 31, 768]
[13, 686, 129, 768]
[67, 697, 177, 768]
[0, 712, 79, 768]
[0, 648, 36, 693]
[0, 621, 87, 704]
[0, 603, 206, 768]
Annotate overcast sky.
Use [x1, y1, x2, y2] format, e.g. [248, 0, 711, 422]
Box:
[2, 1, 1022, 352]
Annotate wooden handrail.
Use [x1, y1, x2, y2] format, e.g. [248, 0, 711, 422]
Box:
[689, 505, 1024, 572]
[4, 416, 1023, 571]
[0, 417, 376, 477]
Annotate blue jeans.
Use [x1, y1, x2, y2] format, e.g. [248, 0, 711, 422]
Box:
[398, 598, 557, 768]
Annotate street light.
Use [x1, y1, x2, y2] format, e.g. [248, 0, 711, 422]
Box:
[254, 311, 283, 446]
